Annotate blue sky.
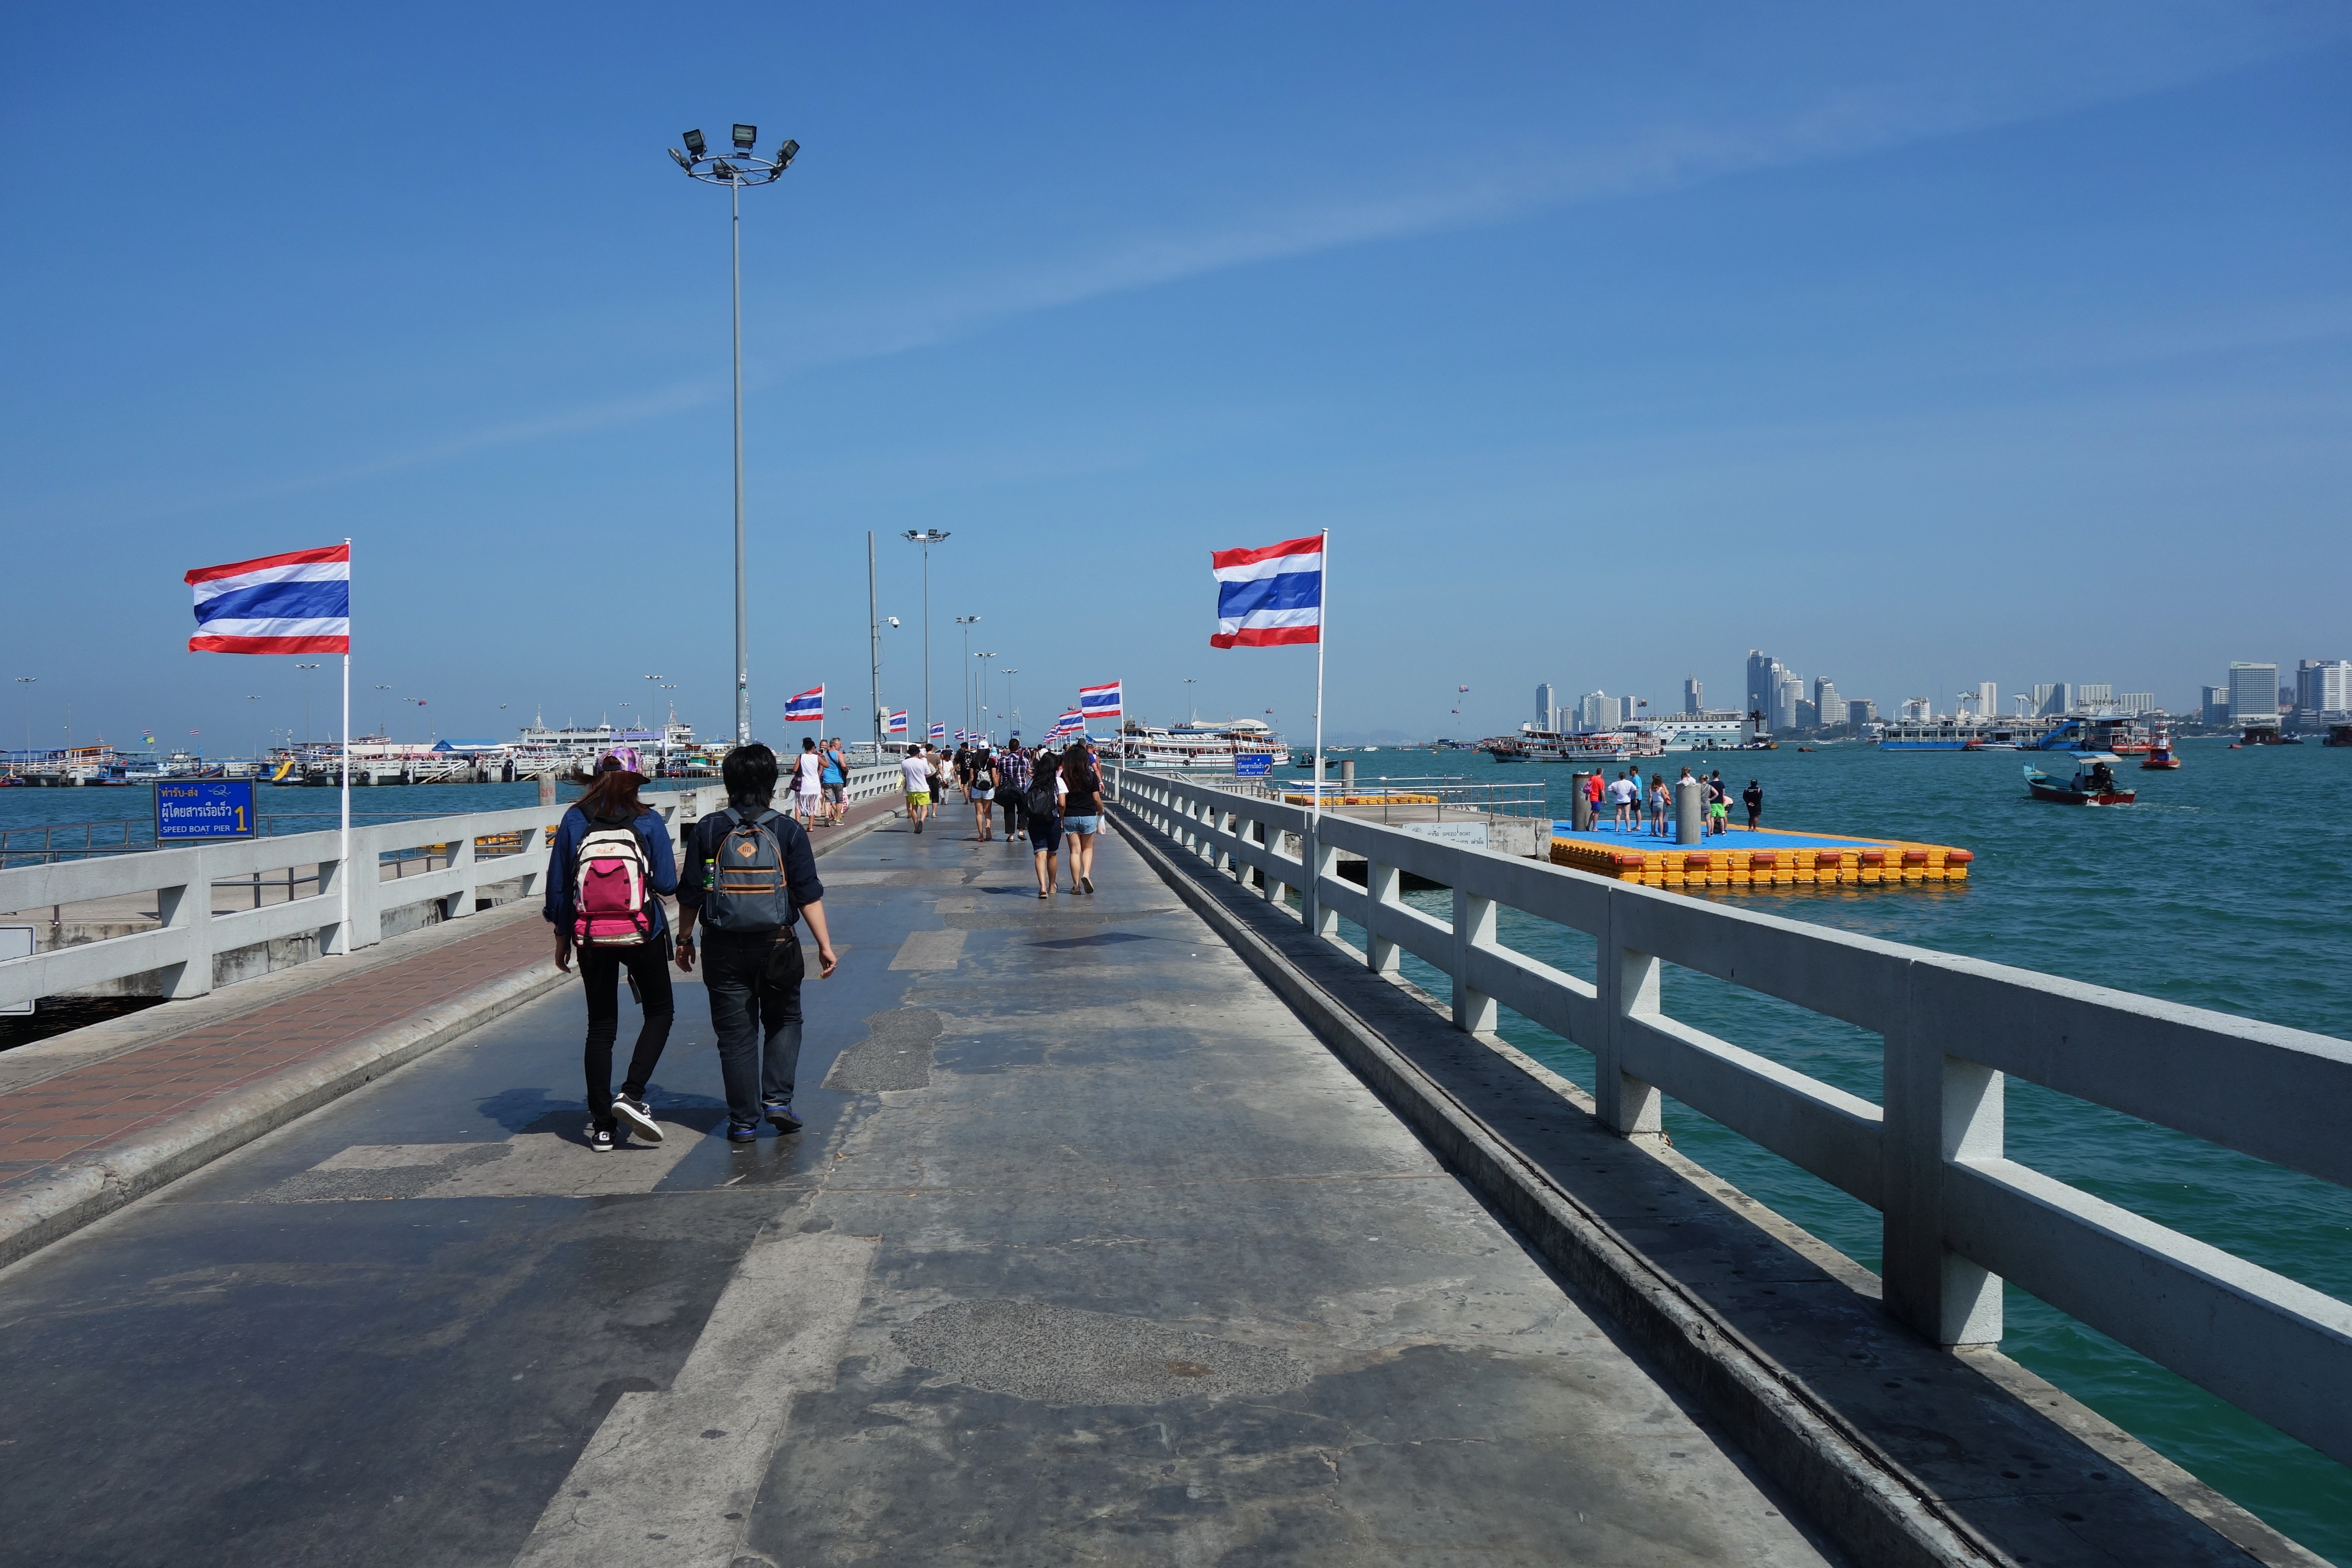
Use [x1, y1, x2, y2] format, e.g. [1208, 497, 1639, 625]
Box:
[3, 2, 2347, 751]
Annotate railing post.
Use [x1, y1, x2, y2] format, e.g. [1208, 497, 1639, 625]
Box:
[444, 830, 478, 921]
[1305, 829, 1338, 941]
[1882, 966, 2004, 1347]
[155, 848, 214, 999]
[349, 824, 382, 950]
[1365, 859, 1401, 974]
[1596, 892, 1664, 1139]
[1451, 885, 1498, 1033]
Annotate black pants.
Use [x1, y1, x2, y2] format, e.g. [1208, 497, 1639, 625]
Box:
[702, 927, 805, 1128]
[579, 940, 675, 1130]
[999, 788, 1025, 839]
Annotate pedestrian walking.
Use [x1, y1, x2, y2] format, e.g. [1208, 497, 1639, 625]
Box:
[901, 745, 934, 832]
[1060, 741, 1104, 894]
[1024, 746, 1065, 896]
[998, 742, 1031, 849]
[1743, 778, 1764, 830]
[820, 738, 848, 827]
[547, 755, 679, 1152]
[674, 743, 838, 1144]
[968, 744, 998, 841]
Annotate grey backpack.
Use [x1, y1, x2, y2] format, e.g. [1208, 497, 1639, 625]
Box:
[700, 807, 794, 932]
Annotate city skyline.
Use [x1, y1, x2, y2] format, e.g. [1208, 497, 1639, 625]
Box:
[5, 6, 2350, 751]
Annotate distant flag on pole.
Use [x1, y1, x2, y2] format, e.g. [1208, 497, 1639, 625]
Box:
[886, 709, 908, 735]
[929, 721, 947, 742]
[185, 544, 350, 654]
[1209, 536, 1321, 649]
[1079, 681, 1122, 720]
[784, 686, 824, 723]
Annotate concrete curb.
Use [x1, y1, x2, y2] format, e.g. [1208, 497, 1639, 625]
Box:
[1110, 804, 2007, 1568]
[0, 956, 571, 1271]
[0, 807, 897, 1274]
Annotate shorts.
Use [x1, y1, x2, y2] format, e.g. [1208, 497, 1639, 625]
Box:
[971, 788, 994, 801]
[1063, 814, 1102, 835]
[904, 790, 931, 806]
[1029, 816, 1063, 852]
[823, 782, 844, 803]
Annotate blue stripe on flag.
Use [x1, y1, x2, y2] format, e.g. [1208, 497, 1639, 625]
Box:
[1215, 571, 1320, 620]
[195, 579, 350, 625]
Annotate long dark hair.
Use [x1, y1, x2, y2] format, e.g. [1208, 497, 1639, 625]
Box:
[576, 758, 649, 821]
[1061, 743, 1094, 789]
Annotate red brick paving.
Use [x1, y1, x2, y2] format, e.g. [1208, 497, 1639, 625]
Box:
[0, 790, 903, 1193]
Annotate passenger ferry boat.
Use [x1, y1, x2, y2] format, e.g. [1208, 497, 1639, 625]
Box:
[1481, 727, 1666, 764]
[1877, 720, 2050, 751]
[1117, 718, 1291, 770]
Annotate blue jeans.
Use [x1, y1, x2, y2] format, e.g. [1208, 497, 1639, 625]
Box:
[701, 928, 805, 1128]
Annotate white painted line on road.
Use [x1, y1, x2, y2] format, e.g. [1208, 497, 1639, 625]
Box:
[423, 1132, 700, 1198]
[510, 1229, 879, 1567]
[888, 928, 966, 969]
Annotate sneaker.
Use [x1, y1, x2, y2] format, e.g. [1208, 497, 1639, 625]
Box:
[727, 1122, 760, 1144]
[764, 1101, 803, 1133]
[587, 1124, 616, 1153]
[612, 1095, 663, 1143]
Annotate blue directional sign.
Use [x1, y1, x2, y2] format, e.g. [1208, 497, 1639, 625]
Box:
[1233, 753, 1272, 779]
[156, 781, 257, 842]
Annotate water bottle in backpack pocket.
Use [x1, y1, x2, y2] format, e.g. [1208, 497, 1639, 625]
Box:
[702, 806, 795, 932]
[573, 821, 656, 946]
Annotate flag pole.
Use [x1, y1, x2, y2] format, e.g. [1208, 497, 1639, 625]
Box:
[338, 536, 352, 956]
[1309, 529, 1327, 926]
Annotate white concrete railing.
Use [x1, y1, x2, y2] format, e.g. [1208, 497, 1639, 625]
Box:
[0, 767, 902, 1010]
[1113, 770, 2352, 1472]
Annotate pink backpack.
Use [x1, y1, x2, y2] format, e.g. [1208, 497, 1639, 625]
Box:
[573, 819, 654, 946]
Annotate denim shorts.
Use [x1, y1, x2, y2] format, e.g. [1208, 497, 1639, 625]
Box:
[1063, 814, 1102, 835]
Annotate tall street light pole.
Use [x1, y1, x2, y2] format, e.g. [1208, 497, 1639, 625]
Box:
[974, 653, 995, 741]
[671, 124, 799, 745]
[14, 677, 33, 772]
[955, 616, 980, 741]
[902, 530, 949, 742]
[296, 663, 320, 748]
[1000, 669, 1018, 742]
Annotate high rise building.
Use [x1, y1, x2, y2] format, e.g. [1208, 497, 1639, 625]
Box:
[2031, 683, 2058, 714]
[1972, 681, 1999, 719]
[1579, 691, 1611, 732]
[2297, 659, 2352, 716]
[1847, 698, 1877, 728]
[2202, 686, 2230, 726]
[2077, 683, 2114, 706]
[1535, 682, 1557, 732]
[2227, 662, 2278, 727]
[1812, 677, 1840, 729]
[1746, 651, 1786, 723]
[1618, 695, 1639, 725]
[1683, 677, 1702, 716]
[2118, 693, 2155, 716]
[1773, 674, 1804, 732]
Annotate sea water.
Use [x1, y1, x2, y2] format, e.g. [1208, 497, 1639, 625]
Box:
[1324, 738, 2352, 1561]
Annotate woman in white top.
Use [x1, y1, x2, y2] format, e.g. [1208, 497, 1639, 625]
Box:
[792, 738, 825, 828]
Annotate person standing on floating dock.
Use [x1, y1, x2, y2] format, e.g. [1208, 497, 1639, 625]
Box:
[1743, 779, 1764, 830]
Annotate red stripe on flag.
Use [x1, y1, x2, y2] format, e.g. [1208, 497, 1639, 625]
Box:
[1208, 536, 1323, 571]
[1210, 625, 1320, 649]
[189, 634, 351, 654]
[184, 544, 350, 585]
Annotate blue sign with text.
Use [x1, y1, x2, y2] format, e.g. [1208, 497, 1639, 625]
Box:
[1233, 752, 1271, 779]
[157, 781, 256, 842]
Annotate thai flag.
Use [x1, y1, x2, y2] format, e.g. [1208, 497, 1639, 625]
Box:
[929, 722, 947, 742]
[1079, 681, 1122, 720]
[1210, 534, 1321, 649]
[886, 710, 908, 735]
[1056, 710, 1083, 732]
[186, 544, 350, 654]
[785, 686, 824, 723]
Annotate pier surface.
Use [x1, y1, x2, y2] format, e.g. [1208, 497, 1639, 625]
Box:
[0, 813, 1833, 1565]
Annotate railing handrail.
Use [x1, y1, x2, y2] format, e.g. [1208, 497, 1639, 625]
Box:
[1110, 770, 2352, 1475]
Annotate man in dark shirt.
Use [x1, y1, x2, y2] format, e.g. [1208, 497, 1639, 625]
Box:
[1742, 779, 1764, 830]
[675, 743, 838, 1142]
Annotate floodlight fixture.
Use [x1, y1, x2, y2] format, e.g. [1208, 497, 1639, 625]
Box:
[683, 128, 707, 157]
[775, 138, 799, 170]
[732, 123, 758, 148]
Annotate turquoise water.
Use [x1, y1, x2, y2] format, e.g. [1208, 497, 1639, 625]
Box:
[1324, 740, 2352, 1561]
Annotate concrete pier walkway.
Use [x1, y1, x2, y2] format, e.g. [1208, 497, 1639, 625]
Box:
[0, 810, 1835, 1565]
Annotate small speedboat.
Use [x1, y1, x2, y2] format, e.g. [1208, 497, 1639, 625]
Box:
[2142, 731, 2180, 770]
[2024, 753, 2136, 805]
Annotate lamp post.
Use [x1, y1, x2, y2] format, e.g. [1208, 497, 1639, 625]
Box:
[14, 677, 32, 773]
[902, 530, 949, 741]
[974, 653, 995, 741]
[247, 695, 263, 770]
[669, 124, 799, 745]
[954, 617, 980, 741]
[1000, 669, 1018, 742]
[373, 685, 392, 741]
[295, 663, 320, 751]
